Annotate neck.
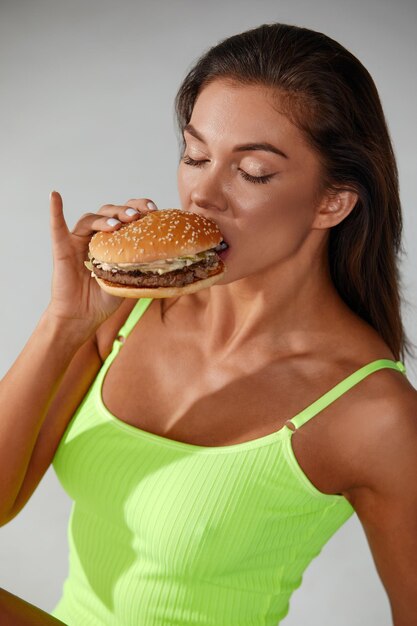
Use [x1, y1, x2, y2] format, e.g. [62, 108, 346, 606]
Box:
[197, 249, 351, 361]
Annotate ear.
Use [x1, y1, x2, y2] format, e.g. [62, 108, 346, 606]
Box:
[312, 188, 359, 229]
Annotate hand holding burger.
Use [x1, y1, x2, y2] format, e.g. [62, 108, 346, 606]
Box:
[85, 208, 229, 298]
[46, 193, 163, 339]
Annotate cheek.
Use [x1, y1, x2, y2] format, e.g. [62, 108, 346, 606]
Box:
[245, 185, 317, 257]
[265, 175, 318, 226]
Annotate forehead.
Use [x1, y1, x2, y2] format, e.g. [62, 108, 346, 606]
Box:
[189, 79, 304, 146]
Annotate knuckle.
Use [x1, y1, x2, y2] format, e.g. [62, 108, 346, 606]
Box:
[98, 204, 115, 213]
[124, 198, 153, 207]
[76, 212, 94, 224]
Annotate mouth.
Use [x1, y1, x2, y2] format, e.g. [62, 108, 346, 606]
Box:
[213, 240, 230, 252]
[215, 240, 230, 260]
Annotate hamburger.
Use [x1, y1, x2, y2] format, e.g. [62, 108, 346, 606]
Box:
[84, 208, 229, 298]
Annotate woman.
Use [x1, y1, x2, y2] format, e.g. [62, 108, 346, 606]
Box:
[1, 22, 416, 626]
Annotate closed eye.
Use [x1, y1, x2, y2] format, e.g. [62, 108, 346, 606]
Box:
[181, 155, 275, 185]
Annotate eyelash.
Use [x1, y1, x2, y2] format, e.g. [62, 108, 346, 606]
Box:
[181, 155, 274, 185]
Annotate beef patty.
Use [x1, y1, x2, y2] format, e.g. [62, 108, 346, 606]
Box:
[92, 254, 222, 288]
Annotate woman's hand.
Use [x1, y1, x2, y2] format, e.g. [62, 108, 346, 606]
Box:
[45, 191, 158, 336]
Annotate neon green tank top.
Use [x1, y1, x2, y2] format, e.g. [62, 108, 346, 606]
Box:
[51, 297, 407, 625]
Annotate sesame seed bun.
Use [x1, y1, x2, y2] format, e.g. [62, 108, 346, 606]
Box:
[87, 209, 227, 299]
[89, 209, 222, 263]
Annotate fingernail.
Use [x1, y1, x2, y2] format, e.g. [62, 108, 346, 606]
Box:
[125, 207, 139, 216]
[49, 190, 56, 200]
[107, 218, 121, 227]
[147, 201, 157, 211]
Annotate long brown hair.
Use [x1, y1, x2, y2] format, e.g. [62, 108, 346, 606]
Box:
[172, 22, 414, 363]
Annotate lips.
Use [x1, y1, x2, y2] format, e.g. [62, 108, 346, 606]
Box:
[214, 240, 230, 252]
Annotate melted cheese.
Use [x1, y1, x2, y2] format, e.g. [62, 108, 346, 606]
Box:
[87, 250, 216, 275]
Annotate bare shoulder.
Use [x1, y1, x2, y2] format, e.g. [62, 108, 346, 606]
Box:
[304, 309, 417, 499]
[331, 363, 417, 507]
[337, 366, 417, 615]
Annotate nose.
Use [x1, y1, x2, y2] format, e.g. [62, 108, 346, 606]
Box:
[189, 171, 228, 213]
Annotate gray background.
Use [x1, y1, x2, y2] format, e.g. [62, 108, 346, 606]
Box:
[0, 0, 416, 624]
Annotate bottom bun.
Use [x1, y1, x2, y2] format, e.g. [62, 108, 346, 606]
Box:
[95, 270, 226, 299]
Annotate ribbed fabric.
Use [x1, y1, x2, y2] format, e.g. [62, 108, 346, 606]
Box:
[51, 298, 407, 625]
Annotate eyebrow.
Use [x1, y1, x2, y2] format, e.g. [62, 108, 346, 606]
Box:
[183, 123, 289, 159]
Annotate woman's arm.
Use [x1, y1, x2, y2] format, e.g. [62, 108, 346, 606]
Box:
[0, 313, 101, 525]
[0, 587, 66, 625]
[0, 193, 157, 525]
[346, 387, 417, 626]
[3, 298, 137, 525]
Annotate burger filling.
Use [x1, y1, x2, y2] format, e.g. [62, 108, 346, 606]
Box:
[85, 245, 227, 289]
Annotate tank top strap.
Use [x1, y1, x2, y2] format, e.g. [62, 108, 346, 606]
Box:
[286, 359, 407, 431]
[116, 298, 154, 342]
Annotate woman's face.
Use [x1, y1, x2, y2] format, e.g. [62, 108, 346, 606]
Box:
[177, 79, 328, 285]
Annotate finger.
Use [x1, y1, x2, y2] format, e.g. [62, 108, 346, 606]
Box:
[95, 204, 144, 223]
[95, 200, 158, 223]
[49, 190, 71, 251]
[71, 213, 124, 237]
[123, 198, 158, 212]
[71, 199, 159, 238]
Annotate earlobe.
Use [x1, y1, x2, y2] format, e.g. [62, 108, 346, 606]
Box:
[314, 189, 359, 228]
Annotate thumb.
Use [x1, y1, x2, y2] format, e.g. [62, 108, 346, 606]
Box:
[49, 190, 70, 256]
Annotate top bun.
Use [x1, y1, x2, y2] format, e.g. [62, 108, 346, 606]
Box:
[89, 209, 223, 264]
